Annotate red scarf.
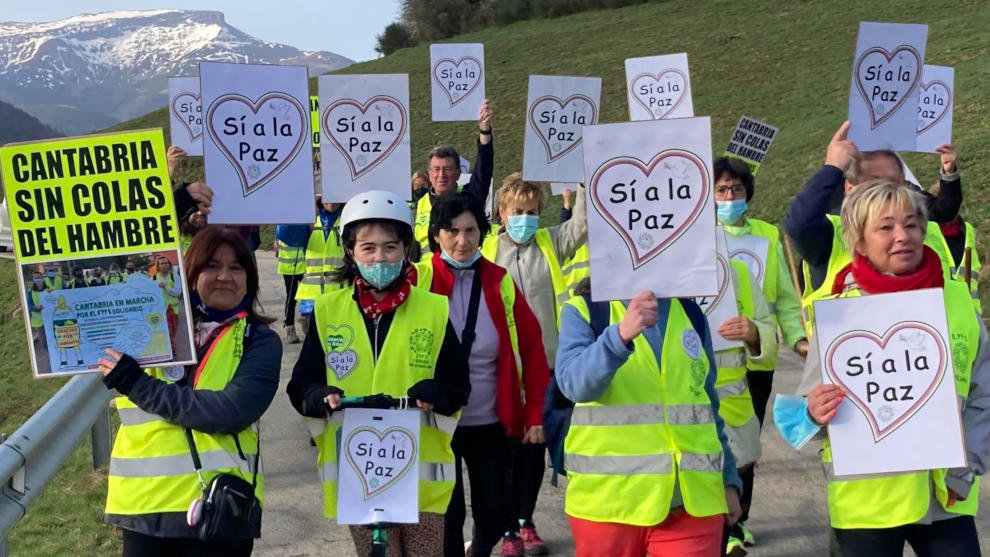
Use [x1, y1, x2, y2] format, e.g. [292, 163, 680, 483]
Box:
[831, 246, 944, 295]
[939, 217, 963, 238]
[354, 264, 418, 319]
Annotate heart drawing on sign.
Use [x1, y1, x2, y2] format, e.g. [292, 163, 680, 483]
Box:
[824, 321, 947, 442]
[629, 69, 688, 119]
[344, 426, 418, 500]
[589, 149, 709, 269]
[527, 94, 597, 163]
[917, 80, 952, 135]
[853, 45, 922, 130]
[171, 92, 202, 141]
[432, 57, 483, 107]
[729, 249, 765, 283]
[323, 96, 407, 180]
[698, 253, 730, 316]
[206, 92, 307, 196]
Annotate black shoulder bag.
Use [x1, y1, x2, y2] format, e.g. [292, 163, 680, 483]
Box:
[184, 428, 261, 541]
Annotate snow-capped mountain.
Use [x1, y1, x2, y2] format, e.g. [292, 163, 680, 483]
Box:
[0, 10, 353, 134]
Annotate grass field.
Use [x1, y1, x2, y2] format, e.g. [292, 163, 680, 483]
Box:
[5, 0, 990, 551]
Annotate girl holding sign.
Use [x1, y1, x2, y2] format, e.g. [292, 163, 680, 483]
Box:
[778, 180, 990, 556]
[288, 190, 470, 556]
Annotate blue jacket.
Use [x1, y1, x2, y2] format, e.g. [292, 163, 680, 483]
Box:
[555, 298, 744, 494]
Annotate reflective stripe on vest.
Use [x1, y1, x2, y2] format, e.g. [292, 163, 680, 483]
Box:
[481, 229, 569, 325]
[106, 317, 263, 517]
[277, 240, 306, 275]
[562, 244, 591, 293]
[821, 281, 980, 528]
[563, 296, 726, 526]
[312, 287, 456, 518]
[296, 219, 345, 301]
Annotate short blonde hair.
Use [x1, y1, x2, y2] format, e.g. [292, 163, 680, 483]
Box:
[840, 179, 928, 251]
[498, 172, 546, 213]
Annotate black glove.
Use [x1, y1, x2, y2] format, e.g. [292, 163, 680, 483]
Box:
[102, 353, 142, 394]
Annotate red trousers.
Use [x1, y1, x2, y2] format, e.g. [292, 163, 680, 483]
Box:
[165, 307, 179, 354]
[569, 509, 724, 557]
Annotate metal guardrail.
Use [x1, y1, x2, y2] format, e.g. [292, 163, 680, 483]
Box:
[0, 374, 114, 554]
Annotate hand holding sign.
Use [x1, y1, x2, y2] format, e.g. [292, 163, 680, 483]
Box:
[618, 291, 658, 344]
[167, 146, 187, 179]
[824, 121, 857, 172]
[807, 384, 846, 425]
[717, 316, 758, 347]
[936, 143, 957, 173]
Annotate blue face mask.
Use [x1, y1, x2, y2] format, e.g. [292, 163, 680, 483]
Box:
[33, 278, 44, 287]
[506, 214, 539, 243]
[716, 199, 747, 224]
[440, 249, 481, 270]
[356, 261, 404, 290]
[772, 394, 820, 450]
[46, 271, 55, 278]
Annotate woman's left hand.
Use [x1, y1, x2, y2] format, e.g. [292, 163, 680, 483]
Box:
[522, 425, 544, 444]
[415, 399, 434, 412]
[718, 316, 758, 345]
[98, 348, 123, 377]
[947, 488, 964, 507]
[725, 486, 742, 525]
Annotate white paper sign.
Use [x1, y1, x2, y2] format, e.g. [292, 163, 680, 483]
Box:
[847, 22, 928, 151]
[693, 227, 743, 352]
[201, 62, 315, 224]
[916, 65, 953, 153]
[456, 156, 471, 186]
[813, 288, 965, 476]
[319, 74, 411, 202]
[551, 182, 580, 195]
[726, 233, 770, 289]
[723, 116, 779, 175]
[624, 53, 694, 121]
[168, 77, 203, 156]
[430, 43, 485, 121]
[337, 408, 421, 525]
[523, 75, 601, 183]
[582, 117, 717, 301]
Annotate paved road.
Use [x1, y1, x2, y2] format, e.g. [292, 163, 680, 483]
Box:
[251, 251, 990, 556]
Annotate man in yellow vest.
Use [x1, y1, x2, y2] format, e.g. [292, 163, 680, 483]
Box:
[294, 197, 345, 331]
[26, 268, 47, 349]
[42, 264, 64, 291]
[413, 99, 494, 253]
[784, 121, 963, 329]
[274, 224, 308, 343]
[556, 284, 743, 556]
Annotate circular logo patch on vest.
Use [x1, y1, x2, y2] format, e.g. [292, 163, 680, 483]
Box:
[163, 365, 186, 381]
[682, 329, 702, 360]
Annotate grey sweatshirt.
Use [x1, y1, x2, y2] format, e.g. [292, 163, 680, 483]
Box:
[492, 186, 587, 368]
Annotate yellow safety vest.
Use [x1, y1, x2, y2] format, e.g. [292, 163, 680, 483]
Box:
[714, 261, 757, 428]
[277, 240, 306, 276]
[821, 281, 980, 528]
[106, 317, 263, 517]
[28, 289, 43, 328]
[563, 296, 727, 526]
[801, 215, 953, 336]
[43, 276, 63, 290]
[414, 188, 466, 255]
[108, 274, 123, 284]
[180, 232, 194, 255]
[562, 244, 591, 296]
[295, 219, 345, 302]
[309, 287, 457, 518]
[157, 272, 180, 313]
[480, 229, 569, 325]
[931, 222, 982, 313]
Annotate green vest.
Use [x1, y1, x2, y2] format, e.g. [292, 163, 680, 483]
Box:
[180, 232, 193, 254]
[310, 287, 457, 518]
[277, 240, 306, 276]
[563, 296, 727, 526]
[822, 281, 980, 528]
[714, 261, 757, 428]
[295, 219, 345, 302]
[28, 289, 43, 328]
[801, 215, 953, 336]
[414, 194, 433, 253]
[931, 222, 982, 313]
[106, 316, 263, 517]
[481, 229, 569, 325]
[562, 244, 591, 296]
[736, 218, 786, 371]
[157, 272, 179, 312]
[108, 274, 123, 284]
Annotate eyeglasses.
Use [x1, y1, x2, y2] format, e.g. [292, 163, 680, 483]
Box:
[714, 184, 747, 196]
[430, 166, 458, 174]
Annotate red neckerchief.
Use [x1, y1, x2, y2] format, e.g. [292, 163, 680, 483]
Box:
[354, 264, 418, 319]
[831, 246, 944, 295]
[939, 217, 963, 238]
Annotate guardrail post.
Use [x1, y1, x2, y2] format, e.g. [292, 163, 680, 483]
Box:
[90, 405, 111, 470]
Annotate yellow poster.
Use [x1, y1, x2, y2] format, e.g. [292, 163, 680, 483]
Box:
[1, 129, 180, 264]
[311, 95, 321, 147]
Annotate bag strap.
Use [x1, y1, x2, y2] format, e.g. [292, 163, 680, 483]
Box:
[185, 428, 260, 490]
[459, 267, 484, 354]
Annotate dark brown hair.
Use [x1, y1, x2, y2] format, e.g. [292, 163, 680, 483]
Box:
[183, 226, 274, 324]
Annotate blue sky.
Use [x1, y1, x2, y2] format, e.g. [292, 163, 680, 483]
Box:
[3, 0, 402, 62]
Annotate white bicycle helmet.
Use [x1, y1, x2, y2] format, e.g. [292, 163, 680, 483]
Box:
[339, 190, 413, 230]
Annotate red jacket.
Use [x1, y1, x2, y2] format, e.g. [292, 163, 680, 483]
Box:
[430, 251, 550, 437]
